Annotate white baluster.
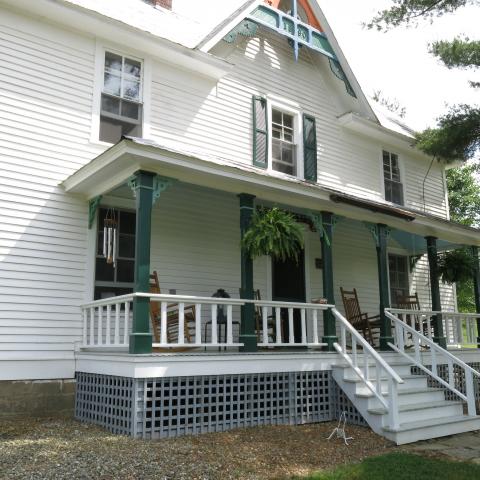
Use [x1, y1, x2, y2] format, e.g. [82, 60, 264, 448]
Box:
[195, 304, 202, 345]
[447, 358, 455, 389]
[97, 306, 103, 345]
[288, 308, 294, 344]
[376, 364, 382, 397]
[123, 301, 129, 345]
[160, 302, 167, 344]
[445, 316, 451, 345]
[211, 304, 218, 344]
[301, 309, 307, 344]
[226, 304, 233, 345]
[352, 339, 357, 368]
[114, 303, 120, 345]
[363, 352, 369, 380]
[397, 323, 405, 352]
[431, 347, 437, 377]
[262, 306, 268, 345]
[465, 369, 476, 416]
[275, 308, 282, 344]
[178, 303, 185, 345]
[312, 309, 319, 345]
[82, 309, 87, 346]
[89, 307, 94, 346]
[427, 316, 432, 340]
[340, 323, 346, 353]
[456, 316, 463, 344]
[106, 304, 111, 345]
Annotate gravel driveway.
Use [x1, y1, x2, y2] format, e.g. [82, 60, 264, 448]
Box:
[0, 417, 394, 479]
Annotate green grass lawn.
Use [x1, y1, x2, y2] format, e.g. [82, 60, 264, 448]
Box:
[297, 452, 480, 480]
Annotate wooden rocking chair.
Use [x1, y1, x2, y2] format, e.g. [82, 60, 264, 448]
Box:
[340, 287, 381, 346]
[149, 271, 196, 351]
[395, 292, 430, 337]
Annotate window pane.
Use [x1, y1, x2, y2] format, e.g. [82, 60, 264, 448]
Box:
[124, 58, 141, 78]
[283, 113, 293, 128]
[123, 79, 140, 100]
[118, 234, 135, 258]
[272, 138, 281, 160]
[105, 52, 122, 72]
[120, 211, 136, 235]
[101, 94, 120, 115]
[272, 109, 282, 125]
[383, 150, 390, 163]
[103, 72, 121, 96]
[117, 259, 135, 283]
[121, 100, 141, 120]
[95, 257, 115, 282]
[100, 116, 142, 143]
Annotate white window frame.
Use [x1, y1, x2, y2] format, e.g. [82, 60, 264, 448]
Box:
[380, 149, 405, 205]
[90, 40, 151, 146]
[266, 97, 304, 180]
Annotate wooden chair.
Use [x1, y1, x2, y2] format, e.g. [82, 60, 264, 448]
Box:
[340, 287, 381, 346]
[149, 271, 196, 349]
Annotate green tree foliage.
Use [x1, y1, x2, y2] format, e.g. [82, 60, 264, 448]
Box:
[242, 208, 304, 262]
[446, 163, 480, 225]
[367, 0, 479, 163]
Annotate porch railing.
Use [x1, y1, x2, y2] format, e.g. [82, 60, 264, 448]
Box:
[80, 294, 333, 350]
[332, 307, 404, 430]
[253, 300, 330, 348]
[386, 309, 480, 416]
[388, 308, 479, 347]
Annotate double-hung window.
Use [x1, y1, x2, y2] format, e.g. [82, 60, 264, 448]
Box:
[388, 254, 409, 306]
[100, 51, 143, 143]
[383, 150, 404, 205]
[252, 96, 317, 182]
[272, 109, 296, 176]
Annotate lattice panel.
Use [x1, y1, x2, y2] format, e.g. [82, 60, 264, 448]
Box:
[75, 372, 134, 435]
[135, 371, 333, 439]
[332, 380, 368, 427]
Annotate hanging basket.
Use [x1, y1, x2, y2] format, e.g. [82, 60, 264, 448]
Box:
[437, 248, 475, 284]
[242, 207, 304, 262]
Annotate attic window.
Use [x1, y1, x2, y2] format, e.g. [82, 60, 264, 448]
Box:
[278, 0, 308, 23]
[147, 0, 172, 10]
[266, 0, 321, 29]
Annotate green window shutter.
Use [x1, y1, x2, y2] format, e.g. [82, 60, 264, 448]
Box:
[303, 114, 317, 182]
[252, 96, 268, 168]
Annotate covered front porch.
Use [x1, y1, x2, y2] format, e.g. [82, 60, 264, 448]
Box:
[64, 137, 480, 357]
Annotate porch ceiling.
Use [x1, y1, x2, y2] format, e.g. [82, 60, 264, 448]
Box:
[62, 137, 480, 248]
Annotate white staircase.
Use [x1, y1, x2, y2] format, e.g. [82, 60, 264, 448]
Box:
[332, 356, 480, 444]
[331, 308, 480, 445]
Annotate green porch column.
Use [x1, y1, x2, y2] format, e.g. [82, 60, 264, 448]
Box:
[376, 224, 393, 350]
[129, 170, 155, 354]
[238, 193, 257, 352]
[426, 236, 446, 348]
[471, 246, 480, 348]
[320, 212, 337, 350]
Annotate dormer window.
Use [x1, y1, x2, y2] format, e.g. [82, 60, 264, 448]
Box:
[383, 150, 404, 205]
[272, 109, 296, 176]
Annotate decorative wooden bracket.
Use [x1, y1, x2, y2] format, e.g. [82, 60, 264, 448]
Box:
[223, 19, 258, 43]
[128, 175, 175, 205]
[88, 195, 102, 229]
[365, 222, 391, 247]
[309, 212, 340, 247]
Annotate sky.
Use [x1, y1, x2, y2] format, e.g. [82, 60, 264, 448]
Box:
[320, 0, 479, 131]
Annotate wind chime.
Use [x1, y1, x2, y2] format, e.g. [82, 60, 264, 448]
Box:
[103, 208, 118, 268]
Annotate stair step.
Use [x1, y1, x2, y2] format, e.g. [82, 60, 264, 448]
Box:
[382, 414, 480, 444]
[368, 400, 463, 416]
[335, 361, 413, 369]
[342, 374, 426, 385]
[355, 387, 444, 398]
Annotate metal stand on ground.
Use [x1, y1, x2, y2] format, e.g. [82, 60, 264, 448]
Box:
[327, 411, 353, 445]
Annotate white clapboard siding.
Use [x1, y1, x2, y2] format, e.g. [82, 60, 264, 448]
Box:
[0, 10, 101, 379]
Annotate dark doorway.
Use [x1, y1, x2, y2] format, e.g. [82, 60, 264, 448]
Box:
[272, 250, 306, 343]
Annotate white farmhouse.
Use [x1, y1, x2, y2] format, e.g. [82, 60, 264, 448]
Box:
[1, 0, 480, 444]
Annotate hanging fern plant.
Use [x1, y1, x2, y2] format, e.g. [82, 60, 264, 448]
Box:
[437, 248, 475, 284]
[242, 207, 304, 262]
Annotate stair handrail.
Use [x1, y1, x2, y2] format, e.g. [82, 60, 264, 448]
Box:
[385, 309, 480, 416]
[332, 308, 403, 430]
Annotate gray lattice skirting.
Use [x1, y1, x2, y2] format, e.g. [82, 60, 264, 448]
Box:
[76, 371, 364, 438]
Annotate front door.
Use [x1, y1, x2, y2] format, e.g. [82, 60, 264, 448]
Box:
[272, 251, 306, 343]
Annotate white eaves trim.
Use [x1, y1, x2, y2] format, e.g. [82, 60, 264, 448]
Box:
[339, 112, 430, 161]
[0, 0, 232, 80]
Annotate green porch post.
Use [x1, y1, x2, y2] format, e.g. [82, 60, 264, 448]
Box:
[239, 193, 257, 352]
[471, 246, 480, 348]
[376, 224, 393, 350]
[129, 170, 155, 354]
[426, 236, 446, 348]
[320, 212, 337, 350]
